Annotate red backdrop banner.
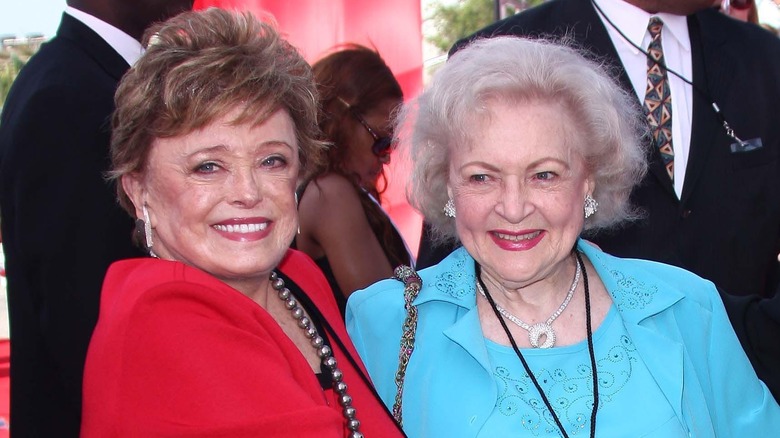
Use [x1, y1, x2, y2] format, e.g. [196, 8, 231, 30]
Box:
[194, 0, 424, 257]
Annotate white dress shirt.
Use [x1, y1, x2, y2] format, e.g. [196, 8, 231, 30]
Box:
[64, 6, 144, 67]
[593, 0, 693, 198]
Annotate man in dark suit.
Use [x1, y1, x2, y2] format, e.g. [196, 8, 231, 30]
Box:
[0, 0, 192, 435]
[424, 0, 780, 300]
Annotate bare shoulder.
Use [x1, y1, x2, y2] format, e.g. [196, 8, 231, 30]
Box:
[310, 173, 359, 195]
[300, 173, 364, 212]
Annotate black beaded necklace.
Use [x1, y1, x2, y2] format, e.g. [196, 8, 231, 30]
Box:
[273, 271, 408, 438]
[476, 250, 599, 438]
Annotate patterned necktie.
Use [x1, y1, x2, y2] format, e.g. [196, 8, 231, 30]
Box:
[643, 17, 674, 182]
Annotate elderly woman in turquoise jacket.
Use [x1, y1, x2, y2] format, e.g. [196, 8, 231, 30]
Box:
[346, 36, 780, 438]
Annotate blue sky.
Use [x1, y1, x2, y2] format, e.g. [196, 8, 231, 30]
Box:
[1, 0, 66, 38]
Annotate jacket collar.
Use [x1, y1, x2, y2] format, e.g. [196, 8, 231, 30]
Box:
[414, 239, 687, 422]
[413, 239, 685, 320]
[581, 240, 685, 323]
[584, 242, 687, 422]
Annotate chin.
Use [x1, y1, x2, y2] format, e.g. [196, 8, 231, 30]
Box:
[208, 252, 281, 277]
[217, 263, 275, 281]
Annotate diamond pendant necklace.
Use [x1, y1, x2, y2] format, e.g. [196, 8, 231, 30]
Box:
[269, 271, 364, 438]
[476, 250, 599, 438]
[476, 253, 581, 348]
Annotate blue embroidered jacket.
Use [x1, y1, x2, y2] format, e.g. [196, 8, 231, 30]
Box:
[346, 241, 780, 437]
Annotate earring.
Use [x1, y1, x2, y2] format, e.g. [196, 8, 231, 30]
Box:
[443, 198, 456, 218]
[294, 192, 301, 234]
[584, 194, 598, 219]
[142, 203, 158, 258]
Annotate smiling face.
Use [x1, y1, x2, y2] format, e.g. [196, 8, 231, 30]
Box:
[448, 99, 593, 290]
[123, 108, 299, 293]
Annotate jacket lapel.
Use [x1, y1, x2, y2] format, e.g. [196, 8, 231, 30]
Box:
[444, 306, 493, 376]
[415, 248, 493, 374]
[581, 243, 686, 423]
[55, 13, 131, 81]
[569, 0, 677, 199]
[411, 248, 497, 433]
[420, 243, 691, 430]
[566, 0, 676, 197]
[562, 0, 635, 93]
[679, 11, 733, 205]
[624, 324, 685, 421]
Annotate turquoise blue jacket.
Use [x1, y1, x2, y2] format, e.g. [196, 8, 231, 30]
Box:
[346, 241, 780, 437]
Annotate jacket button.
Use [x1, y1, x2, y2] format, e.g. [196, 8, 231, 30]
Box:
[681, 209, 692, 219]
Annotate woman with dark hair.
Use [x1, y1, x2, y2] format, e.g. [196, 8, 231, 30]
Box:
[296, 45, 413, 315]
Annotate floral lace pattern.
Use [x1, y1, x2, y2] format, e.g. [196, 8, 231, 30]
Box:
[492, 335, 638, 436]
[609, 270, 658, 311]
[433, 251, 475, 300]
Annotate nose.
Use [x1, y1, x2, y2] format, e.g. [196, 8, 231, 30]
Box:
[228, 167, 262, 207]
[495, 180, 532, 223]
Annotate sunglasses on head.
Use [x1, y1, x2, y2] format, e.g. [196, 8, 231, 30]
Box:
[337, 97, 393, 157]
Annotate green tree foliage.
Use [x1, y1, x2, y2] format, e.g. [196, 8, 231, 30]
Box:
[1, 42, 37, 110]
[426, 0, 547, 53]
[0, 59, 22, 111]
[427, 0, 495, 53]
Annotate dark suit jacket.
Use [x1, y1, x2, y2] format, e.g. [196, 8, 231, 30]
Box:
[727, 282, 780, 401]
[441, 0, 780, 299]
[0, 14, 144, 437]
[421, 0, 780, 401]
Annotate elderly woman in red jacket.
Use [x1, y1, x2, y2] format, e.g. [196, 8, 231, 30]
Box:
[80, 9, 402, 437]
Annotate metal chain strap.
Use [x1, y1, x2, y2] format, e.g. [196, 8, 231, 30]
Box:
[391, 265, 422, 427]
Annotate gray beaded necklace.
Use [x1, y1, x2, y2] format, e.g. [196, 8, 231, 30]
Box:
[269, 271, 364, 438]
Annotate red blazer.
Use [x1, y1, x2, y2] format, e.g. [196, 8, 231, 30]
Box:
[82, 249, 402, 437]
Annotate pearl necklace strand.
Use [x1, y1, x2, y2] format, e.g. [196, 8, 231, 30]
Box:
[269, 271, 364, 438]
[476, 254, 581, 348]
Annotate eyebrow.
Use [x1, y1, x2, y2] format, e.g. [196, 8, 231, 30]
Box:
[527, 157, 571, 170]
[460, 156, 570, 171]
[185, 140, 295, 158]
